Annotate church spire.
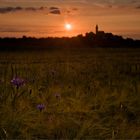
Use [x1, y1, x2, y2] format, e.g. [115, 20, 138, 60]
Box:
[96, 24, 98, 34]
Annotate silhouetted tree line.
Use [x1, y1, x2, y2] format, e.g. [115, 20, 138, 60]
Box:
[0, 32, 140, 51]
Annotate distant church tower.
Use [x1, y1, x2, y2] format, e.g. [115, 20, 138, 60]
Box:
[96, 25, 98, 34]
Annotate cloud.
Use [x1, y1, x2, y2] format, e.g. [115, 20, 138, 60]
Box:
[0, 6, 47, 14]
[49, 9, 61, 15]
[0, 6, 62, 15]
[25, 7, 38, 11]
[135, 5, 140, 9]
[0, 7, 22, 13]
[49, 6, 61, 15]
[49, 7, 59, 10]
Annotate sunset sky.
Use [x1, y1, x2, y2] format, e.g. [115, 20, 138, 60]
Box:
[0, 0, 140, 39]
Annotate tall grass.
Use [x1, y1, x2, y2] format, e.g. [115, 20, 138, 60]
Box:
[0, 48, 140, 139]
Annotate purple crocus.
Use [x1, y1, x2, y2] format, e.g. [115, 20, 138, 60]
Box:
[11, 77, 25, 89]
[37, 104, 45, 112]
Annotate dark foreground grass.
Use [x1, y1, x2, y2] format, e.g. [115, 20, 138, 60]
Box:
[0, 48, 140, 139]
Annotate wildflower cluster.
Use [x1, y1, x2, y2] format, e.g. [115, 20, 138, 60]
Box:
[11, 77, 25, 89]
[37, 104, 45, 112]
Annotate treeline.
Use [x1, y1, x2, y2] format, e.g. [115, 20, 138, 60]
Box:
[0, 32, 140, 51]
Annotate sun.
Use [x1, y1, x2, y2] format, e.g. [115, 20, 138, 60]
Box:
[65, 23, 72, 31]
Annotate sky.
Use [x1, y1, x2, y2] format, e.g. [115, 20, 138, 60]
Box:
[0, 0, 140, 39]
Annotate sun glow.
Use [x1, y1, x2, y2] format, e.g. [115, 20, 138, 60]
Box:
[65, 23, 72, 31]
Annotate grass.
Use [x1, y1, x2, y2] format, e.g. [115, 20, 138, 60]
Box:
[0, 48, 140, 139]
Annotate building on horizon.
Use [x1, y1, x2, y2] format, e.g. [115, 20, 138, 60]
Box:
[95, 25, 105, 35]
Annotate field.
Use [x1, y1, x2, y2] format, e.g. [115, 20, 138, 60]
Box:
[0, 48, 140, 139]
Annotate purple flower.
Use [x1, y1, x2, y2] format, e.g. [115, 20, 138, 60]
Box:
[37, 104, 45, 112]
[11, 77, 25, 89]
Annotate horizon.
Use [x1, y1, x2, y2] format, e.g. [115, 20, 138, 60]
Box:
[0, 0, 140, 39]
[0, 29, 139, 41]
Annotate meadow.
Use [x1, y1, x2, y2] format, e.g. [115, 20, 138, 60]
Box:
[0, 48, 140, 139]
